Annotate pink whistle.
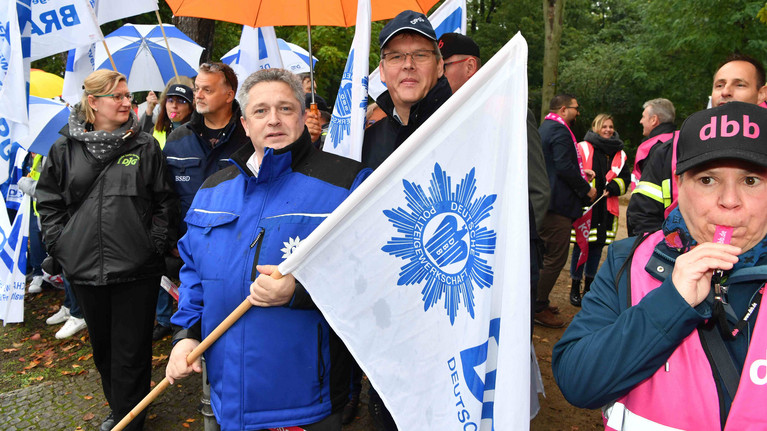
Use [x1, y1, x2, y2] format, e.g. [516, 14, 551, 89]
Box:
[169, 112, 178, 119]
[714, 225, 733, 245]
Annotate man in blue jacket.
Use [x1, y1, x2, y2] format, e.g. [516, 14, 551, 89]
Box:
[165, 69, 370, 431]
[535, 94, 596, 327]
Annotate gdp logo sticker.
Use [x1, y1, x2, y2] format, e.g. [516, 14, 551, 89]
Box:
[382, 163, 497, 325]
[117, 153, 139, 167]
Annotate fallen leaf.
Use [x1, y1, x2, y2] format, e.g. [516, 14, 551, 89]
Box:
[148, 414, 157, 420]
[83, 412, 95, 421]
[18, 357, 25, 362]
[186, 418, 196, 423]
[12, 342, 23, 348]
[61, 344, 75, 352]
[182, 423, 190, 428]
[77, 354, 93, 361]
[23, 361, 40, 370]
[72, 364, 81, 368]
[29, 333, 41, 341]
[3, 348, 18, 353]
[84, 395, 93, 400]
[152, 354, 168, 361]
[541, 338, 550, 343]
[76, 427, 83, 430]
[31, 376, 44, 381]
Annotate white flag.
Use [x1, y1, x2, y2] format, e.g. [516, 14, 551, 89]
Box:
[29, 0, 102, 61]
[324, 0, 370, 161]
[368, 0, 467, 101]
[0, 193, 30, 325]
[94, 0, 156, 25]
[221, 26, 282, 92]
[280, 33, 530, 430]
[0, 0, 29, 131]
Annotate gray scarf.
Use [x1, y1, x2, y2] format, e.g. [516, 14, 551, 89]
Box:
[68, 105, 141, 161]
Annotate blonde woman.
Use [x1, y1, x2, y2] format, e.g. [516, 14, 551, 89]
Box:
[37, 69, 178, 431]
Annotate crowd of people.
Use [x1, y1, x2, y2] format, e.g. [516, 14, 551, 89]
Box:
[17, 8, 767, 431]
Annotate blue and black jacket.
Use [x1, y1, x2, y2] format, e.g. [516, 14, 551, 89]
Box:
[163, 101, 248, 239]
[171, 129, 370, 430]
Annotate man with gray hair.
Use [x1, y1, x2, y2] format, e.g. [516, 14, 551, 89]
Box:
[166, 68, 371, 431]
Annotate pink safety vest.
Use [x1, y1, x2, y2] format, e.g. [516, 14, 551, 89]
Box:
[576, 141, 627, 217]
[604, 230, 767, 431]
[630, 132, 675, 192]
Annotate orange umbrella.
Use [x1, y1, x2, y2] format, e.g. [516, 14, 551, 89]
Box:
[166, 0, 440, 109]
[165, 0, 438, 27]
[30, 69, 64, 98]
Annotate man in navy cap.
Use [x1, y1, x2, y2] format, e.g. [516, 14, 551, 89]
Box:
[361, 9, 452, 170]
[359, 10, 452, 430]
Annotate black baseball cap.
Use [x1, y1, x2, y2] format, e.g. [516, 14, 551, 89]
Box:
[166, 84, 193, 104]
[379, 10, 436, 49]
[438, 33, 480, 59]
[676, 101, 767, 175]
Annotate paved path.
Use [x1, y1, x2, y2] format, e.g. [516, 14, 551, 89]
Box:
[0, 365, 373, 430]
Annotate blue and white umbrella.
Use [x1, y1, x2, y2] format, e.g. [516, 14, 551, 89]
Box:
[94, 24, 204, 92]
[18, 97, 71, 157]
[222, 38, 318, 75]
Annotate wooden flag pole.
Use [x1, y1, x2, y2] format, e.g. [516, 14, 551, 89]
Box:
[112, 270, 283, 431]
[102, 41, 117, 71]
[155, 10, 180, 82]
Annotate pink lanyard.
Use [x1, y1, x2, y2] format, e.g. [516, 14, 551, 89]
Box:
[545, 113, 587, 181]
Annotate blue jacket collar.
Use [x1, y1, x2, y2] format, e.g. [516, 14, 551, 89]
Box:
[229, 127, 313, 182]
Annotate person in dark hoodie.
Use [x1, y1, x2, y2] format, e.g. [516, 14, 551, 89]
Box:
[568, 114, 629, 306]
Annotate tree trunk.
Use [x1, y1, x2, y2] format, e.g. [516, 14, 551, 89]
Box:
[172, 16, 216, 65]
[541, 0, 565, 122]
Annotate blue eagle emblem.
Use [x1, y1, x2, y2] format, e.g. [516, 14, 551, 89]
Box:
[382, 163, 497, 325]
[328, 49, 368, 149]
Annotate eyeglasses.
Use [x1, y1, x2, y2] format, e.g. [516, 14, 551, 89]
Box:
[94, 93, 133, 103]
[382, 50, 437, 66]
[443, 57, 471, 71]
[167, 96, 190, 105]
[566, 105, 580, 112]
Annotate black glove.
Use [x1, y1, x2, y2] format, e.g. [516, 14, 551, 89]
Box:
[41, 255, 61, 276]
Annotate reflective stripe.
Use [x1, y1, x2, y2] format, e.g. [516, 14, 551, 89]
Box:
[633, 181, 663, 203]
[614, 178, 626, 195]
[604, 402, 685, 431]
[661, 179, 672, 208]
[193, 209, 238, 216]
[263, 213, 332, 219]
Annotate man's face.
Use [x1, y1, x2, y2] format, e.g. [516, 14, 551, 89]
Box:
[711, 61, 767, 107]
[639, 106, 657, 137]
[442, 54, 476, 93]
[677, 160, 767, 252]
[561, 99, 580, 123]
[194, 71, 234, 116]
[380, 33, 444, 111]
[240, 81, 305, 160]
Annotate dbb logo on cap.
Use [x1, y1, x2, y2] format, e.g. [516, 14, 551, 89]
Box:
[700, 114, 760, 141]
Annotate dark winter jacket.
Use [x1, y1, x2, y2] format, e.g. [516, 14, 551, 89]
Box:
[539, 118, 592, 219]
[361, 76, 452, 169]
[626, 133, 675, 236]
[37, 125, 178, 285]
[163, 101, 248, 238]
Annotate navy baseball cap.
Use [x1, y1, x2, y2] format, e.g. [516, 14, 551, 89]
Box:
[166, 84, 193, 104]
[379, 10, 436, 49]
[676, 101, 767, 174]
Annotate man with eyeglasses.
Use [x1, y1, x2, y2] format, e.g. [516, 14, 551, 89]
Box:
[437, 32, 481, 94]
[535, 94, 597, 329]
[358, 10, 452, 430]
[361, 9, 452, 170]
[163, 62, 248, 252]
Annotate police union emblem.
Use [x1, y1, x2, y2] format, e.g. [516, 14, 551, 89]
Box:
[328, 48, 368, 149]
[382, 163, 497, 325]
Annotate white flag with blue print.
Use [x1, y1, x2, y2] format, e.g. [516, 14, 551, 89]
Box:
[368, 0, 467, 101]
[0, 193, 30, 325]
[0, 0, 29, 132]
[324, 0, 370, 161]
[221, 26, 282, 92]
[62, 0, 157, 105]
[28, 0, 102, 61]
[280, 33, 530, 430]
